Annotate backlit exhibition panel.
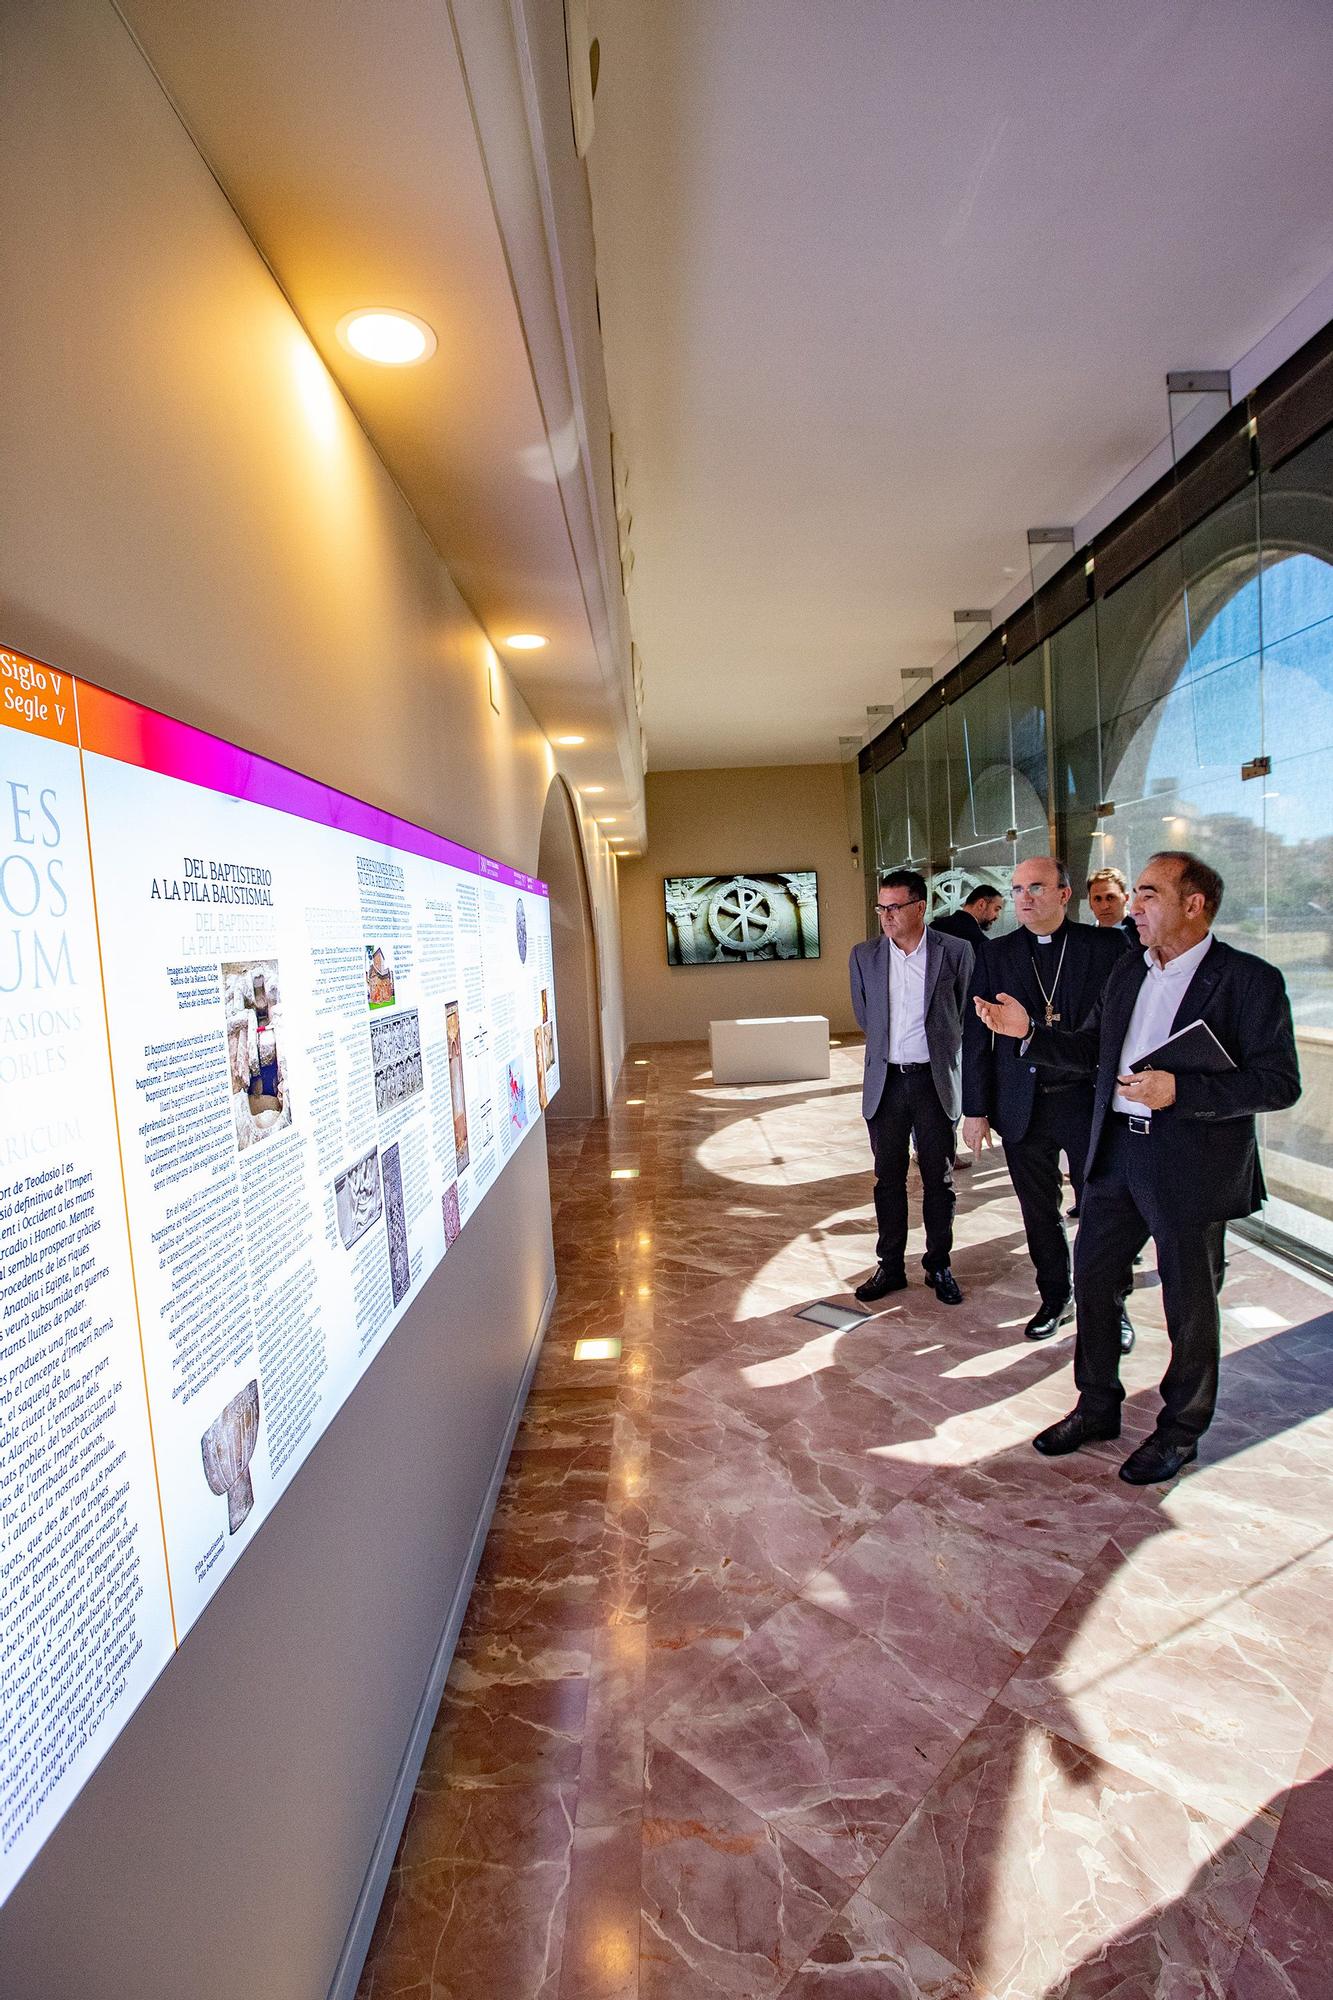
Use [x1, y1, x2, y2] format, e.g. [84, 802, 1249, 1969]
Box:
[0, 646, 559, 1903]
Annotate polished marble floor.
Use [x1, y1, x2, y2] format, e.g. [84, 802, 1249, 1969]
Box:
[357, 1041, 1333, 1999]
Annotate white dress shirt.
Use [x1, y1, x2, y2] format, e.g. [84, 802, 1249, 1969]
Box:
[887, 931, 931, 1064]
[1112, 932, 1214, 1119]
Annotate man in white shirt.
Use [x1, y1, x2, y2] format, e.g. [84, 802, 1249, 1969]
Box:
[850, 870, 973, 1305]
[974, 851, 1300, 1483]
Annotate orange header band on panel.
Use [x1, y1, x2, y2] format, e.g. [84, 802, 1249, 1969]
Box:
[0, 649, 79, 746]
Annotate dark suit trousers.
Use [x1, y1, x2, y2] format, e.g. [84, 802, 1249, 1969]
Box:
[866, 1067, 956, 1274]
[1003, 1084, 1094, 1309]
[1072, 1121, 1226, 1443]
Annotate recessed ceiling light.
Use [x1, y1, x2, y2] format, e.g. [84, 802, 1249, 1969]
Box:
[336, 310, 436, 366]
[581, 786, 604, 795]
[555, 734, 585, 745]
[504, 634, 548, 650]
[597, 817, 617, 825]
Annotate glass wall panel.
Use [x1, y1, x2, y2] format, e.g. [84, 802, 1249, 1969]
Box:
[873, 757, 910, 871]
[1008, 648, 1050, 832]
[904, 727, 930, 863]
[1050, 606, 1101, 823]
[946, 672, 1012, 851]
[1253, 489, 1333, 1261]
[921, 708, 952, 874]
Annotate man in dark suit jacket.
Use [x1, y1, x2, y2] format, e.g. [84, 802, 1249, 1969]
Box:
[975, 850, 1300, 1484]
[850, 869, 973, 1305]
[963, 857, 1131, 1341]
[931, 884, 1004, 957]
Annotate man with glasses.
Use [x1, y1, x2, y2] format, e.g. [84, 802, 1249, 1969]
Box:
[850, 870, 973, 1304]
[963, 856, 1132, 1344]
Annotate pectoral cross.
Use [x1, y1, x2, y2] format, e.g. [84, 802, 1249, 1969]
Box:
[1044, 1005, 1060, 1027]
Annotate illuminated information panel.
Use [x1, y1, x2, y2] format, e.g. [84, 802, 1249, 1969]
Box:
[0, 646, 559, 1902]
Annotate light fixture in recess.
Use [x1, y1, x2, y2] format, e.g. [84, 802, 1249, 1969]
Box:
[336, 310, 436, 366]
[597, 818, 617, 825]
[581, 785, 604, 795]
[555, 734, 585, 746]
[503, 634, 547, 650]
[573, 1337, 621, 1362]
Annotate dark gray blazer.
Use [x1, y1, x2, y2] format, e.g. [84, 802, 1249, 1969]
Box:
[849, 929, 973, 1122]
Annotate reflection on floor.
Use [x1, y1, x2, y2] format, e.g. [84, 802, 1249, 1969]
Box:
[357, 1040, 1333, 1999]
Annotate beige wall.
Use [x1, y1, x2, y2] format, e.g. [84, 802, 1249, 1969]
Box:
[0, 5, 620, 1996]
[619, 765, 866, 1044]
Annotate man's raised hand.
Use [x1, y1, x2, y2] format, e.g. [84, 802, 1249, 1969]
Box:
[973, 992, 1031, 1040]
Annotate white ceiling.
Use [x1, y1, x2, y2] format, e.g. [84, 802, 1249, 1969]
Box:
[586, 0, 1333, 769]
[118, 0, 646, 843]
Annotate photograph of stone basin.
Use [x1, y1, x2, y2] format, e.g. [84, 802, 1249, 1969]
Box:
[356, 1041, 1332, 2000]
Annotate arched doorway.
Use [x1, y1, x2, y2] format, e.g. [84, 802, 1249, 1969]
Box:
[537, 776, 605, 1119]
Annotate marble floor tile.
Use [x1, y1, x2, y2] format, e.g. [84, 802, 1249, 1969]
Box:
[576, 1625, 646, 1829]
[357, 1783, 578, 2000]
[779, 1893, 991, 1999]
[640, 1742, 847, 2000]
[649, 1598, 989, 1884]
[999, 1572, 1320, 1825]
[860, 1706, 1270, 2000]
[644, 1560, 795, 1725]
[417, 1630, 592, 1790]
[802, 1499, 1085, 1699]
[558, 1818, 643, 2000]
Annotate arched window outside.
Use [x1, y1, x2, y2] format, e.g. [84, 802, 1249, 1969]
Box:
[1100, 551, 1333, 1254]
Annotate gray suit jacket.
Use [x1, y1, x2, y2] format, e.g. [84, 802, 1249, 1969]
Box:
[849, 929, 973, 1121]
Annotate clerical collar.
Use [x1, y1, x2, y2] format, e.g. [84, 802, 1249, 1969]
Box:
[1035, 933, 1053, 944]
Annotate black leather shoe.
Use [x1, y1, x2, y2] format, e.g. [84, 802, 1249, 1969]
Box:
[1119, 1310, 1135, 1355]
[1032, 1410, 1121, 1456]
[854, 1264, 908, 1303]
[928, 1266, 963, 1306]
[1118, 1435, 1197, 1485]
[1024, 1299, 1074, 1341]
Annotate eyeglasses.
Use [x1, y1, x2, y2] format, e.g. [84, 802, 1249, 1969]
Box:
[876, 897, 924, 916]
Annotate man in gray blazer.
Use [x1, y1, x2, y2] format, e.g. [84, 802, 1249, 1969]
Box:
[850, 869, 974, 1304]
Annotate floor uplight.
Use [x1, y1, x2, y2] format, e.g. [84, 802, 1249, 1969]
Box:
[610, 1168, 639, 1180]
[573, 1337, 622, 1362]
[337, 310, 437, 365]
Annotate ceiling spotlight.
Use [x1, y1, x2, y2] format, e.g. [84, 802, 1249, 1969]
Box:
[555, 734, 585, 746]
[504, 634, 547, 650]
[336, 310, 437, 366]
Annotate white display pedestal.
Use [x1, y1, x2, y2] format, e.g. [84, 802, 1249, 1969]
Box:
[709, 1015, 831, 1085]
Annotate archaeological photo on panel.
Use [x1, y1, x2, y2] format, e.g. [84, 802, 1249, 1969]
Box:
[381, 1140, 410, 1306]
[371, 1005, 423, 1114]
[333, 1145, 383, 1249]
[663, 871, 820, 965]
[222, 959, 293, 1149]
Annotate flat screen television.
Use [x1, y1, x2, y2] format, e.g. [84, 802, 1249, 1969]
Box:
[664, 870, 820, 965]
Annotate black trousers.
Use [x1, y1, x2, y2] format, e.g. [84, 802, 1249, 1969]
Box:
[1073, 1120, 1226, 1444]
[866, 1066, 956, 1275]
[1003, 1084, 1095, 1309]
